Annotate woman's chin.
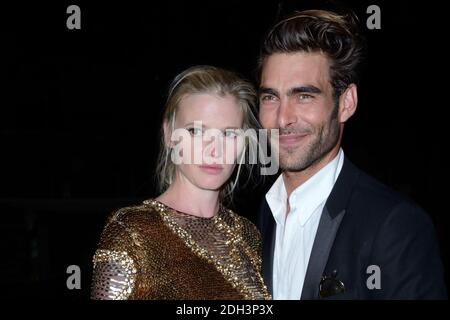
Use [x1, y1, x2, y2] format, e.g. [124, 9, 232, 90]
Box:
[197, 183, 224, 191]
[195, 178, 228, 191]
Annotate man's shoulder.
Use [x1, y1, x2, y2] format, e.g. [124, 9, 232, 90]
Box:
[352, 167, 408, 207]
[343, 161, 430, 227]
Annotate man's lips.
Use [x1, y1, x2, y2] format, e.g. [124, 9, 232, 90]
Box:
[198, 164, 224, 174]
[279, 133, 309, 146]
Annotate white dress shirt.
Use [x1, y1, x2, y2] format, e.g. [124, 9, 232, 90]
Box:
[266, 148, 344, 300]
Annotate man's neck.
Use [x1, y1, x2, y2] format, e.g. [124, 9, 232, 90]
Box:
[283, 147, 341, 197]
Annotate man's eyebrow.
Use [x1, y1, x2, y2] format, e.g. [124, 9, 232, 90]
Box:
[288, 86, 322, 96]
[259, 86, 322, 97]
[259, 87, 279, 97]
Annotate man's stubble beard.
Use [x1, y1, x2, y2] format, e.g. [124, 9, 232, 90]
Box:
[279, 104, 340, 172]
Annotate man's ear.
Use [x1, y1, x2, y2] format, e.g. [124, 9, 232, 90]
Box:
[338, 83, 358, 123]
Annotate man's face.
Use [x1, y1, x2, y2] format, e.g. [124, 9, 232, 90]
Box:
[259, 52, 342, 172]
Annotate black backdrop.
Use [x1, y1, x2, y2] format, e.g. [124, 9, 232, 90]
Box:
[1, 0, 448, 299]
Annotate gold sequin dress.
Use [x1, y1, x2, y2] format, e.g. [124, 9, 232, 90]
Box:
[91, 199, 271, 300]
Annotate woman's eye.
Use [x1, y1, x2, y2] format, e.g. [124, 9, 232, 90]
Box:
[224, 130, 238, 138]
[187, 127, 203, 136]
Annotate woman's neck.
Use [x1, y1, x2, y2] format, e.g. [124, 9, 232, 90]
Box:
[156, 177, 220, 219]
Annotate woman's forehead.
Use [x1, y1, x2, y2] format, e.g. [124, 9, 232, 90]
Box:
[176, 93, 244, 127]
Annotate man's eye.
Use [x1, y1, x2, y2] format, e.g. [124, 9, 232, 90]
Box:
[299, 94, 314, 101]
[261, 95, 276, 102]
[187, 127, 203, 136]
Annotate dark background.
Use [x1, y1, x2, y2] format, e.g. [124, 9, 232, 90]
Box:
[1, 0, 448, 299]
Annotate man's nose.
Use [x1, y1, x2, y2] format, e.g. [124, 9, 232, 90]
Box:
[277, 98, 297, 128]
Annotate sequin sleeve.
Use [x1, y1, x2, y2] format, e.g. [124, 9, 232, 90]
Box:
[91, 213, 143, 300]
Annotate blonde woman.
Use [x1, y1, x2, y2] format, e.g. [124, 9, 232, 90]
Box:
[91, 66, 271, 300]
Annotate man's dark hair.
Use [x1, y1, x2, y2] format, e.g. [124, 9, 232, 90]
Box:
[258, 10, 365, 100]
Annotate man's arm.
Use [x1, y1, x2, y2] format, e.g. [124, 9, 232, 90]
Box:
[368, 201, 447, 299]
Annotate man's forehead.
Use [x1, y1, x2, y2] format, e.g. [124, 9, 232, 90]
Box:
[264, 51, 330, 67]
[261, 52, 331, 89]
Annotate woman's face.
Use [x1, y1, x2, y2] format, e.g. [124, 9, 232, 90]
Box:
[168, 93, 245, 191]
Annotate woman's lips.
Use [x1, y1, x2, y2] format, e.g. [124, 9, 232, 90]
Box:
[279, 133, 309, 147]
[198, 165, 224, 175]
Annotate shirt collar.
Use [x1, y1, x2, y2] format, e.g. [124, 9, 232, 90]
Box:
[266, 148, 344, 227]
[265, 174, 287, 226]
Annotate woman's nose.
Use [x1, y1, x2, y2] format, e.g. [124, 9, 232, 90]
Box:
[205, 134, 223, 159]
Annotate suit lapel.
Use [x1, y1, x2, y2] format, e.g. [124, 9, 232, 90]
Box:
[260, 156, 361, 299]
[301, 156, 361, 299]
[300, 206, 345, 299]
[261, 201, 276, 295]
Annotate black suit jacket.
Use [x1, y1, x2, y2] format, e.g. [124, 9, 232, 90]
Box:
[258, 156, 447, 299]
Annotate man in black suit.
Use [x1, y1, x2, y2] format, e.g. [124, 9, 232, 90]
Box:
[257, 9, 447, 299]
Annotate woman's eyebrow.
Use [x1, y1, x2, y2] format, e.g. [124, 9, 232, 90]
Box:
[183, 122, 205, 127]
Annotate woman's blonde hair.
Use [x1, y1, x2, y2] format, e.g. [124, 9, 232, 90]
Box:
[156, 65, 260, 203]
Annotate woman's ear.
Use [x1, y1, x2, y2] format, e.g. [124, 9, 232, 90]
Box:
[338, 83, 358, 123]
